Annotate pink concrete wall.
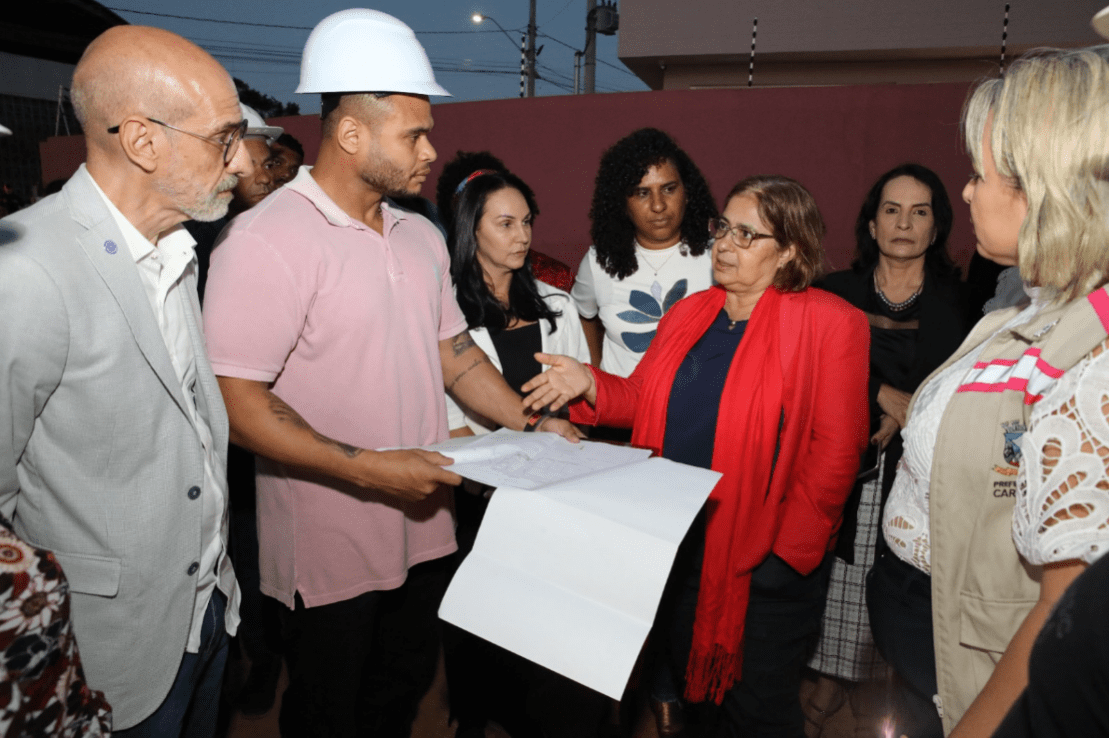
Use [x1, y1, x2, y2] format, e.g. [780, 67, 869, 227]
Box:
[40, 82, 979, 273]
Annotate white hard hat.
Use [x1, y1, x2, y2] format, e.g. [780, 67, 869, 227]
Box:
[1095, 5, 1109, 40]
[296, 8, 450, 96]
[239, 103, 284, 144]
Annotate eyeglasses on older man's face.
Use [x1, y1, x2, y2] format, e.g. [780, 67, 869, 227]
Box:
[107, 117, 249, 165]
[709, 218, 775, 249]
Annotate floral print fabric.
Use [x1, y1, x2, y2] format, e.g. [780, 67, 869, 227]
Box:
[571, 243, 714, 377]
[0, 523, 111, 736]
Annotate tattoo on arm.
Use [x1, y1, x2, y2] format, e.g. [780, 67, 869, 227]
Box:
[446, 356, 489, 393]
[267, 394, 363, 459]
[450, 331, 478, 357]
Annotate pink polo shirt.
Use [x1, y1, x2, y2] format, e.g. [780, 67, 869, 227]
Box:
[203, 168, 464, 608]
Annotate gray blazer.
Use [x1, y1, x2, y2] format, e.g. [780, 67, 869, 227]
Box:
[0, 166, 238, 729]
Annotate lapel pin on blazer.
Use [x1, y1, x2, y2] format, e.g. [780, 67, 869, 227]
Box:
[103, 240, 118, 255]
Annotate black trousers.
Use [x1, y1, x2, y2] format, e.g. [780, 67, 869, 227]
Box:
[654, 514, 834, 736]
[866, 551, 943, 737]
[277, 558, 449, 737]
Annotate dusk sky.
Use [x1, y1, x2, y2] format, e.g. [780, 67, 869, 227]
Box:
[104, 1, 648, 112]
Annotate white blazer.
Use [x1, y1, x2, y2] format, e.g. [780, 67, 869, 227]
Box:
[447, 280, 590, 434]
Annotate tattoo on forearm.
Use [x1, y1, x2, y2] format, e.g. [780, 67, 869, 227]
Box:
[451, 331, 477, 357]
[446, 356, 488, 392]
[267, 394, 363, 458]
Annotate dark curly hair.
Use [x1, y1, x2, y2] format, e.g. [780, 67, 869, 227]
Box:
[852, 163, 957, 276]
[435, 150, 510, 244]
[451, 171, 560, 334]
[589, 128, 717, 280]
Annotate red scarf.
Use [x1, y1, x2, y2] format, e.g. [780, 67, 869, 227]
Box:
[628, 285, 792, 704]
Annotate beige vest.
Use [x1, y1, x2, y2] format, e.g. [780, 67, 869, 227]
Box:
[911, 287, 1109, 733]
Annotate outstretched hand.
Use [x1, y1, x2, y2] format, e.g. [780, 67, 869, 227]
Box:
[521, 352, 597, 412]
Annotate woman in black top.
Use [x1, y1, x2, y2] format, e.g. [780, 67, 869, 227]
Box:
[438, 160, 600, 737]
[805, 164, 971, 734]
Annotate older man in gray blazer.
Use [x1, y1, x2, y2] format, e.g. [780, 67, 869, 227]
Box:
[0, 25, 251, 735]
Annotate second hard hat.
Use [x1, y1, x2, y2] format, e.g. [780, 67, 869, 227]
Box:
[240, 103, 284, 144]
[296, 8, 450, 97]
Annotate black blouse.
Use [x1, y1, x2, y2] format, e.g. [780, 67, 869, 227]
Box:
[489, 322, 543, 396]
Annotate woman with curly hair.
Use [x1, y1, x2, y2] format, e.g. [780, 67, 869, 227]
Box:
[571, 128, 718, 377]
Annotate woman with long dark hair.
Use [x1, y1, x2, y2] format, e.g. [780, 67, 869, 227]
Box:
[804, 163, 971, 734]
[571, 128, 718, 377]
[438, 160, 599, 736]
[436, 150, 575, 293]
[442, 166, 589, 433]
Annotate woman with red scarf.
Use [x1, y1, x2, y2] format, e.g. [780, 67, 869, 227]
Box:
[523, 175, 870, 734]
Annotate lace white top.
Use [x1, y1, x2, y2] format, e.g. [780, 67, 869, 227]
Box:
[883, 296, 1046, 573]
[1012, 338, 1109, 565]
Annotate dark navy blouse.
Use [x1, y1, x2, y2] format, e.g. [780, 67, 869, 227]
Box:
[662, 309, 747, 470]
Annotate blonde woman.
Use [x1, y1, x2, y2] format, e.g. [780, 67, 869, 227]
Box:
[867, 47, 1109, 736]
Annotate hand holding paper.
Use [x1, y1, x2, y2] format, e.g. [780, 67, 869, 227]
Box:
[536, 416, 586, 441]
[522, 352, 597, 411]
[365, 448, 461, 501]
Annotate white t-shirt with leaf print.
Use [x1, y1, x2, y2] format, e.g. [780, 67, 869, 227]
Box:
[571, 242, 715, 377]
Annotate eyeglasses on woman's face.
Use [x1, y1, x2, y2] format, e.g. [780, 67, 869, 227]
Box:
[708, 218, 774, 249]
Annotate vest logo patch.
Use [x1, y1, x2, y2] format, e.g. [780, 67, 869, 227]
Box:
[993, 420, 1026, 477]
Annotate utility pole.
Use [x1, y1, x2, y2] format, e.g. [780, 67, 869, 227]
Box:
[584, 0, 597, 94]
[526, 0, 538, 97]
[583, 2, 618, 94]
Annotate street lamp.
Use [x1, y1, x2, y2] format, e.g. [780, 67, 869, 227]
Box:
[471, 13, 518, 51]
[472, 10, 540, 97]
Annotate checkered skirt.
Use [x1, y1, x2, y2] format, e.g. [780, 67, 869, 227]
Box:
[808, 459, 889, 682]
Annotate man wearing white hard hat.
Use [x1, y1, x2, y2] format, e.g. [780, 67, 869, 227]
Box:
[233, 103, 283, 211]
[204, 9, 582, 734]
[186, 103, 282, 303]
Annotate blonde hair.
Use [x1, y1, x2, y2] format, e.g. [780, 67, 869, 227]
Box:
[962, 46, 1109, 301]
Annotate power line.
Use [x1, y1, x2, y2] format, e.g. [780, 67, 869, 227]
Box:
[107, 7, 513, 34]
[109, 6, 637, 95]
[543, 0, 578, 25]
[537, 32, 638, 78]
[107, 7, 313, 29]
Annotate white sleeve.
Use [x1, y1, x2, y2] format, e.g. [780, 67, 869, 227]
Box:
[1013, 340, 1109, 565]
[566, 313, 591, 365]
[543, 285, 592, 365]
[445, 393, 468, 432]
[570, 250, 599, 319]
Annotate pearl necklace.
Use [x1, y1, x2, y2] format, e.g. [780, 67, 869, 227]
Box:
[873, 271, 922, 311]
